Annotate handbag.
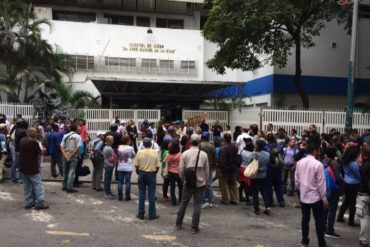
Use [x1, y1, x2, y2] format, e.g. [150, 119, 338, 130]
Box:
[184, 149, 201, 188]
[244, 154, 259, 179]
[78, 165, 91, 176]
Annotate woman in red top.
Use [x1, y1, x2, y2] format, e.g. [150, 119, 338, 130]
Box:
[164, 139, 183, 206]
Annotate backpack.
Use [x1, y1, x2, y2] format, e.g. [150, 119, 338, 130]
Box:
[324, 161, 341, 198]
[270, 147, 284, 169]
[90, 140, 104, 167]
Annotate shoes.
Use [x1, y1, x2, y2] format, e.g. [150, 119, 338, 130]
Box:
[149, 215, 160, 220]
[105, 194, 115, 200]
[66, 189, 78, 193]
[175, 224, 182, 230]
[336, 217, 345, 223]
[201, 202, 210, 209]
[0, 179, 7, 183]
[118, 193, 123, 201]
[279, 202, 285, 208]
[191, 227, 200, 234]
[299, 242, 308, 247]
[360, 241, 369, 247]
[25, 203, 35, 209]
[35, 202, 49, 210]
[96, 188, 104, 192]
[230, 201, 238, 205]
[124, 197, 132, 201]
[325, 232, 341, 238]
[264, 208, 271, 215]
[136, 214, 144, 220]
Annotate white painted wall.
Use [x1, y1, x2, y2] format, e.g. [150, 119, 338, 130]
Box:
[275, 20, 370, 79]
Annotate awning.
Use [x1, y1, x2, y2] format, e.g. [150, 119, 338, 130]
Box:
[89, 77, 236, 102]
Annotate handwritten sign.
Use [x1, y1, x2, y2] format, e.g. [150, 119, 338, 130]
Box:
[122, 43, 176, 54]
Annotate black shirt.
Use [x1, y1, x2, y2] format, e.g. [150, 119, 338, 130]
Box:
[212, 124, 223, 137]
[359, 158, 370, 195]
[19, 137, 41, 175]
[200, 123, 209, 133]
[15, 128, 28, 152]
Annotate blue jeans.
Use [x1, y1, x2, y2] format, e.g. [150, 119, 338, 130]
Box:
[138, 171, 157, 217]
[104, 164, 114, 195]
[325, 191, 340, 233]
[50, 153, 63, 177]
[11, 151, 22, 181]
[203, 173, 214, 203]
[22, 173, 45, 207]
[265, 167, 284, 206]
[63, 156, 78, 190]
[117, 171, 132, 198]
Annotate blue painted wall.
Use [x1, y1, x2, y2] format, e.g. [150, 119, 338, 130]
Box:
[211, 74, 370, 97]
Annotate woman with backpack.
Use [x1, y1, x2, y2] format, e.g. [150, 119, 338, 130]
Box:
[323, 146, 344, 238]
[163, 139, 183, 206]
[337, 145, 361, 226]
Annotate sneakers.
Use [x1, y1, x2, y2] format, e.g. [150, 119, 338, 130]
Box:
[105, 193, 115, 200]
[325, 232, 341, 239]
[201, 202, 210, 209]
[209, 203, 215, 208]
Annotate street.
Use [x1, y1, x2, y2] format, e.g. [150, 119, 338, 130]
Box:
[0, 160, 362, 247]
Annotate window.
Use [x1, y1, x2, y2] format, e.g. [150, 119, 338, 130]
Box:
[136, 16, 151, 27]
[142, 59, 157, 68]
[159, 60, 174, 69]
[53, 10, 96, 23]
[156, 18, 184, 29]
[67, 55, 94, 70]
[104, 14, 134, 25]
[120, 58, 136, 67]
[181, 60, 196, 70]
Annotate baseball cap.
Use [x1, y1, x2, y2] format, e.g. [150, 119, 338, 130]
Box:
[201, 131, 209, 139]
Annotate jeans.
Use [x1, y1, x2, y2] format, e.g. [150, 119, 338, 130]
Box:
[357, 195, 370, 245]
[301, 200, 326, 247]
[63, 156, 78, 190]
[251, 178, 268, 212]
[11, 151, 21, 181]
[92, 161, 104, 190]
[138, 171, 157, 217]
[0, 154, 6, 180]
[218, 171, 238, 203]
[176, 185, 205, 228]
[203, 173, 214, 203]
[117, 171, 132, 198]
[338, 183, 359, 224]
[325, 191, 340, 233]
[265, 168, 284, 206]
[283, 165, 295, 193]
[22, 172, 45, 207]
[104, 164, 114, 195]
[169, 172, 183, 205]
[50, 153, 63, 177]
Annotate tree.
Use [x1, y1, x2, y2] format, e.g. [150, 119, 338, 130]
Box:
[0, 0, 73, 102]
[203, 0, 344, 108]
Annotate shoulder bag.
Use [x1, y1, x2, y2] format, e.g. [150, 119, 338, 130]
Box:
[185, 149, 201, 188]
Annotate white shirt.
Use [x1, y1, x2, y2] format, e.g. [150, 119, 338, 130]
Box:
[138, 140, 160, 154]
[236, 133, 252, 154]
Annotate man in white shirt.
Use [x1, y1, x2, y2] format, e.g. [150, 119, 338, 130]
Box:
[235, 128, 252, 154]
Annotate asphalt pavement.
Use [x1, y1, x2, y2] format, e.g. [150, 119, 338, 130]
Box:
[0, 158, 364, 247]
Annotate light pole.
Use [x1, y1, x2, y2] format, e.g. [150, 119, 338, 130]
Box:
[344, 0, 359, 137]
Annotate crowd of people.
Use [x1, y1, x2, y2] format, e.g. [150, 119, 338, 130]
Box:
[1, 113, 370, 246]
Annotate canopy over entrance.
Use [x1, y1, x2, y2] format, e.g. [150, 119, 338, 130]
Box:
[89, 77, 236, 109]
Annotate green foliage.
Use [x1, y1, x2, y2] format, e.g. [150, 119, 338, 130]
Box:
[203, 0, 345, 107]
[0, 0, 74, 102]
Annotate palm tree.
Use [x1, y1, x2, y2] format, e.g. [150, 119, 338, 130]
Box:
[52, 82, 100, 118]
[0, 0, 74, 102]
